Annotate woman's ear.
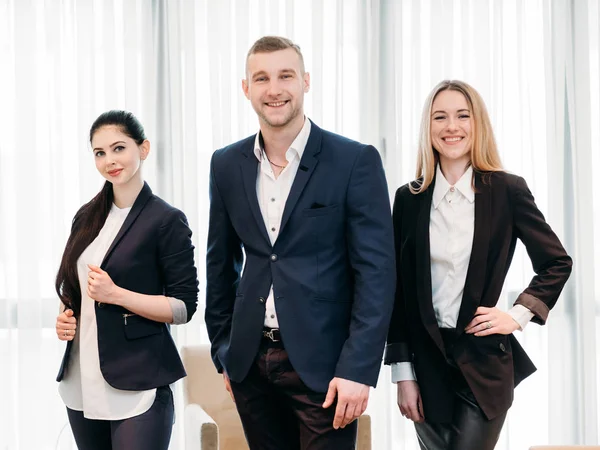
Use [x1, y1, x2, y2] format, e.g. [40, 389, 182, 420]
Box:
[140, 140, 150, 160]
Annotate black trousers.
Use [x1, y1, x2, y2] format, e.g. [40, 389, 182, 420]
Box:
[414, 329, 507, 450]
[229, 337, 357, 450]
[67, 385, 174, 450]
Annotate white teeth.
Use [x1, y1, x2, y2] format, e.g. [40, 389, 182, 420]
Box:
[268, 101, 286, 107]
[444, 137, 462, 142]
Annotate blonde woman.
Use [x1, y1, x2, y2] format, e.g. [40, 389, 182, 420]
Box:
[384, 80, 572, 449]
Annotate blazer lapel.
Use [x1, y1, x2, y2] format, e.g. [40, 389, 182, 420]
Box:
[100, 182, 153, 268]
[278, 122, 321, 235]
[415, 184, 446, 357]
[455, 172, 491, 333]
[240, 138, 271, 245]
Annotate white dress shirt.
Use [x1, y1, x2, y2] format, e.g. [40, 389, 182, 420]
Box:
[59, 204, 156, 420]
[391, 166, 534, 382]
[253, 117, 311, 328]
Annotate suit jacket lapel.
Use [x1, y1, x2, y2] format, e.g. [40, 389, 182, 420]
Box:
[240, 138, 271, 245]
[415, 184, 446, 357]
[100, 182, 153, 268]
[278, 121, 321, 235]
[455, 172, 491, 333]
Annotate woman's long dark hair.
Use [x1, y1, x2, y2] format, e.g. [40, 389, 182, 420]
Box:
[55, 110, 147, 315]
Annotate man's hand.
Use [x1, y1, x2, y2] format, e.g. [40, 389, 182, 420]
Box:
[322, 377, 369, 429]
[397, 380, 424, 423]
[223, 373, 235, 403]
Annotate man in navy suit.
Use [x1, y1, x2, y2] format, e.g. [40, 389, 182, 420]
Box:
[205, 36, 396, 449]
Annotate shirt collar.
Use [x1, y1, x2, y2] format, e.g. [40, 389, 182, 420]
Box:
[253, 117, 311, 163]
[432, 165, 475, 209]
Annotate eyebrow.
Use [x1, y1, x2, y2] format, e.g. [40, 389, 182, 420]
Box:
[251, 68, 297, 79]
[93, 141, 126, 152]
[432, 109, 470, 115]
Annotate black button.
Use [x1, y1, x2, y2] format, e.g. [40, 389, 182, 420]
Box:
[270, 314, 275, 319]
[97, 302, 104, 308]
[499, 343, 506, 352]
[271, 198, 275, 202]
[259, 297, 265, 303]
[271, 227, 276, 232]
[270, 254, 278, 262]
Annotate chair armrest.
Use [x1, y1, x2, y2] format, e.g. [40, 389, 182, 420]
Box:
[357, 414, 372, 450]
[184, 403, 219, 450]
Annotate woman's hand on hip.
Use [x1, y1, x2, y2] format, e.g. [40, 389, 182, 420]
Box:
[397, 380, 424, 423]
[465, 306, 520, 336]
[86, 264, 122, 305]
[56, 309, 77, 341]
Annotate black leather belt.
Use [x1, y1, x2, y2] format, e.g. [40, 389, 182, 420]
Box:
[262, 327, 281, 342]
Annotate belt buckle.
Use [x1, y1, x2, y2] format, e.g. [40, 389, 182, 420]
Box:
[263, 328, 280, 342]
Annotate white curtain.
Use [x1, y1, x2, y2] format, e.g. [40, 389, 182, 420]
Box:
[0, 0, 598, 449]
[380, 0, 600, 448]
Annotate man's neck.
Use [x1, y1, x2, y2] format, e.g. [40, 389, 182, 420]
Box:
[260, 114, 305, 158]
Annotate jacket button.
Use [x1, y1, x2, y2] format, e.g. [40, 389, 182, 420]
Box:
[499, 343, 506, 352]
[97, 302, 105, 308]
[259, 297, 265, 303]
[270, 254, 278, 262]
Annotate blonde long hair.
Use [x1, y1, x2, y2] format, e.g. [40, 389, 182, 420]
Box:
[410, 80, 503, 194]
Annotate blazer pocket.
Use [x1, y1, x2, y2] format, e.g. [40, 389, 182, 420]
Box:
[123, 315, 164, 340]
[302, 204, 340, 217]
[466, 333, 511, 360]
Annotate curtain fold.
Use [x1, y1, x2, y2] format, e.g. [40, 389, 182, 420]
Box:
[0, 0, 598, 448]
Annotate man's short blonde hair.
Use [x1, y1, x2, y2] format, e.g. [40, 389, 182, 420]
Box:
[246, 36, 305, 75]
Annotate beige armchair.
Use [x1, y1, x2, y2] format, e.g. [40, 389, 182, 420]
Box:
[182, 345, 372, 450]
[529, 447, 600, 449]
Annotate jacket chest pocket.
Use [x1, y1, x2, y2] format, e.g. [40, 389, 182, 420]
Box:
[123, 314, 164, 340]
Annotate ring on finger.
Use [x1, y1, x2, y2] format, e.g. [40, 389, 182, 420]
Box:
[64, 330, 69, 337]
[486, 321, 492, 329]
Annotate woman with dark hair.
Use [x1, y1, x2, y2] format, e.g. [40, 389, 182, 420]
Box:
[55, 110, 198, 450]
[385, 80, 572, 449]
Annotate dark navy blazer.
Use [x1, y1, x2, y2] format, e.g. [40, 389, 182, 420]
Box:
[205, 121, 396, 392]
[56, 182, 199, 390]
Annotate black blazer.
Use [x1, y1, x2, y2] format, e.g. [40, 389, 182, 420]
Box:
[56, 182, 199, 390]
[384, 171, 572, 422]
[205, 121, 396, 392]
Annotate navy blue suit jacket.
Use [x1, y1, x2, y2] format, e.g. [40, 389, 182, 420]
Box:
[205, 121, 396, 392]
[57, 182, 199, 390]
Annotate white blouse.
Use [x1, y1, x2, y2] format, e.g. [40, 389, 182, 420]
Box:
[58, 204, 156, 420]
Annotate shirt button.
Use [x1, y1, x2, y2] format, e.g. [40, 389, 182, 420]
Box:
[271, 227, 276, 232]
[270, 254, 278, 262]
[450, 186, 455, 192]
[271, 198, 276, 202]
[259, 297, 265, 303]
[270, 314, 275, 319]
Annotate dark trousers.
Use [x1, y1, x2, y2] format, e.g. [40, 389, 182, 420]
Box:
[67, 385, 174, 450]
[229, 337, 357, 450]
[414, 329, 506, 450]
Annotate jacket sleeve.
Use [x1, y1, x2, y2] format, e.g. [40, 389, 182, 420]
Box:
[384, 186, 413, 364]
[204, 153, 244, 373]
[333, 145, 397, 387]
[511, 176, 573, 324]
[158, 208, 199, 322]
